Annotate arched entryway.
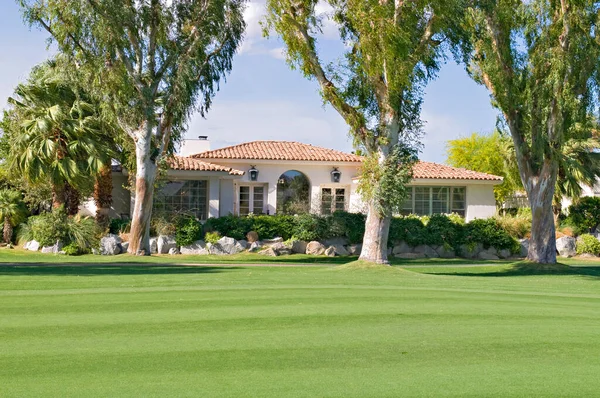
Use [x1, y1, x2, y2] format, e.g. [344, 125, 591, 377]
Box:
[276, 170, 310, 214]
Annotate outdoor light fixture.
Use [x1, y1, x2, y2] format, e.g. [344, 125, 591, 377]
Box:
[331, 168, 341, 183]
[249, 166, 259, 181]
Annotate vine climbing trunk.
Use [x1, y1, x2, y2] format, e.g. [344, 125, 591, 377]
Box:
[127, 126, 158, 255]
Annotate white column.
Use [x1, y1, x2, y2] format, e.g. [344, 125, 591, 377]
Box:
[208, 177, 220, 218]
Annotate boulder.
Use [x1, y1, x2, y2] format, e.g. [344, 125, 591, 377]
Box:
[270, 242, 292, 256]
[323, 237, 349, 247]
[42, 240, 63, 254]
[248, 241, 262, 253]
[395, 252, 427, 259]
[168, 247, 180, 255]
[149, 237, 158, 254]
[434, 245, 456, 259]
[519, 239, 529, 257]
[180, 240, 209, 255]
[259, 247, 278, 257]
[498, 249, 512, 259]
[157, 235, 177, 254]
[100, 234, 121, 255]
[478, 250, 500, 260]
[246, 231, 259, 243]
[24, 240, 40, 252]
[121, 242, 129, 253]
[347, 244, 362, 256]
[210, 236, 245, 255]
[263, 237, 283, 246]
[237, 240, 248, 250]
[325, 246, 336, 257]
[459, 243, 483, 259]
[392, 241, 412, 255]
[306, 241, 326, 255]
[291, 240, 308, 254]
[330, 243, 349, 256]
[556, 236, 577, 258]
[413, 245, 439, 258]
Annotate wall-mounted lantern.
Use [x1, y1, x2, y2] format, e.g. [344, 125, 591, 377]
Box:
[331, 167, 341, 183]
[249, 166, 259, 181]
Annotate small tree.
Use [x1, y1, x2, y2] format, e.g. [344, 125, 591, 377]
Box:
[0, 190, 28, 244]
[19, 0, 246, 254]
[265, 0, 467, 263]
[463, 0, 600, 263]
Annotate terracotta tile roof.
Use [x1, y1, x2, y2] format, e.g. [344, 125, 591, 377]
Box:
[413, 161, 503, 181]
[192, 141, 363, 162]
[167, 156, 245, 175]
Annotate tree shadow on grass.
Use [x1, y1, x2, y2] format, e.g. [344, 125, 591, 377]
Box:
[0, 264, 242, 276]
[431, 261, 600, 279]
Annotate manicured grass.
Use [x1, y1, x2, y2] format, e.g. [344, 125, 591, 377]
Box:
[1, 259, 600, 397]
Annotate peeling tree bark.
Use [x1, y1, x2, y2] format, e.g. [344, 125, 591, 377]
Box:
[359, 202, 391, 264]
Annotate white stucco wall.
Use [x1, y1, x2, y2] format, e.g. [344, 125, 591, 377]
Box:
[79, 173, 131, 219]
[465, 184, 497, 221]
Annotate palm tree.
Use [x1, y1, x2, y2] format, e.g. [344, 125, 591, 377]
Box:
[0, 190, 27, 243]
[5, 62, 115, 215]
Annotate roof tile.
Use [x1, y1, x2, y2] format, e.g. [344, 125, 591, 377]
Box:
[167, 156, 244, 175]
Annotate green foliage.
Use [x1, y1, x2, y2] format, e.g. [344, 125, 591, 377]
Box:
[565, 197, 600, 234]
[465, 219, 519, 253]
[151, 214, 178, 237]
[291, 214, 330, 242]
[204, 231, 221, 245]
[576, 234, 600, 256]
[494, 211, 532, 239]
[388, 216, 427, 247]
[175, 216, 203, 247]
[62, 242, 80, 256]
[329, 212, 366, 244]
[423, 214, 465, 248]
[17, 208, 98, 251]
[109, 218, 131, 235]
[203, 216, 252, 241]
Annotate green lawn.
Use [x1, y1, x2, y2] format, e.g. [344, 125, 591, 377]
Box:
[1, 257, 600, 397]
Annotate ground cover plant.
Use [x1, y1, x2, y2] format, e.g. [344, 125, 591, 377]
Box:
[1, 259, 600, 397]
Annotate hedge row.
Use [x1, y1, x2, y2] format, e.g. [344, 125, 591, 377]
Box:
[200, 212, 520, 252]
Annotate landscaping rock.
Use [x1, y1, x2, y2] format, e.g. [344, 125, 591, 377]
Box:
[210, 236, 245, 255]
[434, 245, 456, 259]
[100, 234, 121, 255]
[325, 246, 336, 257]
[498, 249, 512, 259]
[392, 241, 412, 255]
[180, 240, 209, 255]
[121, 242, 129, 253]
[168, 247, 180, 255]
[519, 239, 529, 257]
[41, 240, 63, 254]
[556, 236, 577, 258]
[413, 245, 439, 258]
[248, 241, 262, 252]
[323, 237, 349, 247]
[306, 241, 326, 255]
[459, 243, 483, 259]
[262, 237, 283, 246]
[157, 235, 177, 254]
[149, 237, 158, 254]
[395, 253, 427, 259]
[24, 240, 40, 252]
[478, 251, 500, 260]
[246, 231, 259, 243]
[347, 244, 362, 256]
[271, 242, 292, 256]
[291, 240, 308, 254]
[237, 240, 248, 250]
[259, 247, 278, 257]
[330, 243, 349, 256]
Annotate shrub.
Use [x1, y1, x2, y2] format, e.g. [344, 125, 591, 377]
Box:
[62, 242, 80, 256]
[465, 218, 519, 252]
[151, 214, 178, 236]
[423, 214, 464, 248]
[251, 214, 296, 240]
[389, 216, 426, 247]
[291, 213, 330, 242]
[175, 216, 202, 246]
[494, 211, 531, 239]
[328, 211, 366, 243]
[566, 197, 600, 234]
[576, 234, 600, 256]
[109, 218, 131, 234]
[204, 231, 221, 245]
[203, 216, 251, 240]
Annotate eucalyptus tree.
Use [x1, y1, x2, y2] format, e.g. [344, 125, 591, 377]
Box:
[464, 0, 600, 263]
[19, 0, 246, 254]
[264, 0, 467, 263]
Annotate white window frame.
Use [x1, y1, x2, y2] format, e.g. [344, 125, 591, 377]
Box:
[401, 186, 466, 217]
[320, 184, 350, 214]
[236, 183, 267, 215]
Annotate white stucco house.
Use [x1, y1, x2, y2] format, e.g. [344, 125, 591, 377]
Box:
[82, 139, 502, 222]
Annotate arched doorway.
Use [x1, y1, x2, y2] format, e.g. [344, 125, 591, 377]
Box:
[277, 170, 310, 214]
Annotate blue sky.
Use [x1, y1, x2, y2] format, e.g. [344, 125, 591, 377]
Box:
[0, 1, 500, 163]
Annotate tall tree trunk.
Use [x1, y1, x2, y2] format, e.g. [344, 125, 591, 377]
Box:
[64, 183, 80, 215]
[525, 165, 558, 264]
[359, 202, 391, 264]
[52, 183, 65, 210]
[128, 131, 157, 255]
[94, 165, 113, 229]
[3, 218, 12, 244]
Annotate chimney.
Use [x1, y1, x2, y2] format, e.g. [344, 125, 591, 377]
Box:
[178, 136, 211, 157]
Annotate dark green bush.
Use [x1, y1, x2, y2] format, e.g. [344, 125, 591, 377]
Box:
[251, 214, 296, 240]
[329, 211, 366, 243]
[423, 214, 464, 248]
[291, 213, 330, 242]
[109, 218, 131, 234]
[464, 218, 519, 252]
[389, 216, 426, 247]
[566, 197, 600, 234]
[62, 242, 80, 256]
[576, 234, 600, 255]
[175, 216, 202, 246]
[203, 215, 252, 240]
